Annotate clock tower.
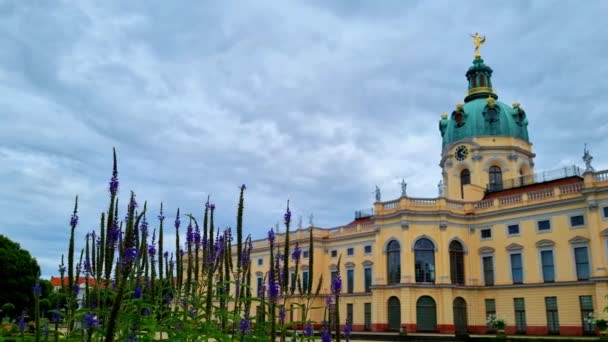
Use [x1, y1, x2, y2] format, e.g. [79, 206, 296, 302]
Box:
[438, 39, 534, 201]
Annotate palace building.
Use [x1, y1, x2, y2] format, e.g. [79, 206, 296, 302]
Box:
[248, 39, 608, 336]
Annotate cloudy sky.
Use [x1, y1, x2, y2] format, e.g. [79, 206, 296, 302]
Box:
[1, 0, 607, 277]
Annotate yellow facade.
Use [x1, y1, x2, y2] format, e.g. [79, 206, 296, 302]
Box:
[247, 48, 608, 336]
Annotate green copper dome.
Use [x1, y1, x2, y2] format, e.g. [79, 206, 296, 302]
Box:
[439, 57, 530, 146]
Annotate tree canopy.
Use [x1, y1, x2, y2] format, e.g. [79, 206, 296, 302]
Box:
[0, 234, 41, 317]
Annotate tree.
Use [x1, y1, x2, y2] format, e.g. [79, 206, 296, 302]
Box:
[0, 234, 41, 316]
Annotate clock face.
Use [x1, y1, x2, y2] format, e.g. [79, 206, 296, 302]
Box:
[454, 145, 469, 161]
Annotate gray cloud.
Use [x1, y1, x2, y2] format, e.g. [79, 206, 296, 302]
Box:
[1, 0, 607, 277]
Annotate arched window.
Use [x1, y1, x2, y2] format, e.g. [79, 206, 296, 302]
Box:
[460, 169, 471, 199]
[449, 240, 465, 285]
[414, 238, 435, 283]
[386, 240, 401, 285]
[489, 166, 503, 191]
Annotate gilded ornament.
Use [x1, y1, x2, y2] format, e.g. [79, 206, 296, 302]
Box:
[486, 96, 496, 109]
[470, 32, 486, 58]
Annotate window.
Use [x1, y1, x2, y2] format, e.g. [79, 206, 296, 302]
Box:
[346, 303, 353, 325]
[485, 299, 496, 331]
[364, 267, 372, 292]
[449, 240, 465, 285]
[480, 228, 492, 239]
[258, 258, 263, 266]
[489, 166, 503, 191]
[482, 256, 494, 286]
[364, 303, 372, 331]
[290, 272, 296, 293]
[537, 219, 551, 231]
[570, 215, 585, 227]
[541, 250, 555, 282]
[603, 206, 608, 219]
[387, 240, 401, 285]
[347, 269, 354, 293]
[545, 297, 560, 334]
[303, 250, 309, 258]
[460, 169, 471, 199]
[580, 296, 594, 335]
[331, 250, 337, 258]
[507, 224, 520, 236]
[514, 298, 526, 334]
[574, 246, 590, 280]
[414, 238, 435, 283]
[510, 253, 523, 284]
[302, 271, 309, 293]
[364, 245, 372, 254]
[257, 276, 264, 297]
[347, 248, 354, 256]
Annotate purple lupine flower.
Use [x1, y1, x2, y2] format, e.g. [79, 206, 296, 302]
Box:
[76, 261, 82, 276]
[268, 228, 275, 246]
[325, 295, 333, 307]
[148, 244, 157, 256]
[158, 204, 165, 222]
[179, 249, 185, 257]
[201, 234, 208, 249]
[18, 315, 25, 333]
[133, 281, 142, 299]
[194, 223, 201, 246]
[304, 322, 313, 337]
[240, 318, 251, 334]
[51, 311, 61, 324]
[142, 308, 151, 316]
[332, 273, 342, 294]
[84, 259, 92, 275]
[174, 209, 180, 231]
[284, 205, 291, 226]
[292, 243, 301, 261]
[140, 217, 149, 238]
[58, 263, 66, 274]
[125, 247, 138, 262]
[70, 207, 78, 228]
[225, 226, 232, 242]
[240, 248, 249, 267]
[73, 284, 80, 296]
[186, 222, 194, 244]
[109, 158, 119, 196]
[240, 184, 247, 191]
[321, 326, 331, 342]
[164, 251, 169, 259]
[33, 282, 42, 297]
[279, 305, 286, 324]
[268, 276, 279, 301]
[84, 313, 99, 329]
[209, 203, 216, 211]
[343, 323, 352, 337]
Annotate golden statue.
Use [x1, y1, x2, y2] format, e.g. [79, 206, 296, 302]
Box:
[470, 32, 486, 58]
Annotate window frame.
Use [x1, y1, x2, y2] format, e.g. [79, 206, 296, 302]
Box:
[258, 258, 263, 266]
[346, 268, 354, 294]
[572, 245, 591, 281]
[364, 245, 372, 254]
[480, 228, 492, 240]
[536, 219, 552, 233]
[386, 240, 401, 285]
[545, 296, 560, 335]
[449, 240, 465, 285]
[580, 295, 594, 335]
[331, 250, 338, 258]
[539, 248, 556, 283]
[506, 223, 520, 236]
[509, 252, 524, 284]
[569, 214, 586, 228]
[602, 206, 608, 220]
[364, 267, 372, 293]
[485, 299, 496, 333]
[347, 247, 354, 256]
[481, 254, 495, 286]
[514, 297, 527, 334]
[414, 238, 436, 283]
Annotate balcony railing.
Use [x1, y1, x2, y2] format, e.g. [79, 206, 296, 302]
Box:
[354, 208, 374, 219]
[486, 165, 582, 193]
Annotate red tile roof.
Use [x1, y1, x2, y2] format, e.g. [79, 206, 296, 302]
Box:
[50, 276, 96, 287]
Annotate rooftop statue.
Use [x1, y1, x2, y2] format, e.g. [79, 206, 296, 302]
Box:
[583, 143, 595, 172]
[470, 32, 486, 58]
[400, 179, 407, 197]
[374, 185, 381, 202]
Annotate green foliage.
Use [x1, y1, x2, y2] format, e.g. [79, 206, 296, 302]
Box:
[0, 235, 41, 315]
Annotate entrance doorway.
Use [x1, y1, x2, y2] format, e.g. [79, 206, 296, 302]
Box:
[416, 296, 437, 332]
[453, 297, 468, 335]
[387, 296, 401, 331]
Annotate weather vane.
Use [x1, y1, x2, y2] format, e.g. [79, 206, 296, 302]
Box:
[470, 32, 486, 58]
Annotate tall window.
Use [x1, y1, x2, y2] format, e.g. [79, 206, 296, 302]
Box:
[257, 276, 263, 297]
[347, 269, 354, 294]
[387, 240, 401, 285]
[545, 297, 560, 334]
[489, 166, 503, 191]
[449, 240, 465, 285]
[346, 303, 353, 325]
[414, 238, 435, 283]
[482, 255, 494, 286]
[514, 298, 526, 334]
[302, 271, 309, 293]
[364, 303, 372, 331]
[364, 267, 372, 292]
[574, 246, 590, 280]
[580, 296, 594, 335]
[510, 253, 523, 284]
[485, 299, 496, 332]
[460, 169, 471, 199]
[541, 250, 555, 282]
